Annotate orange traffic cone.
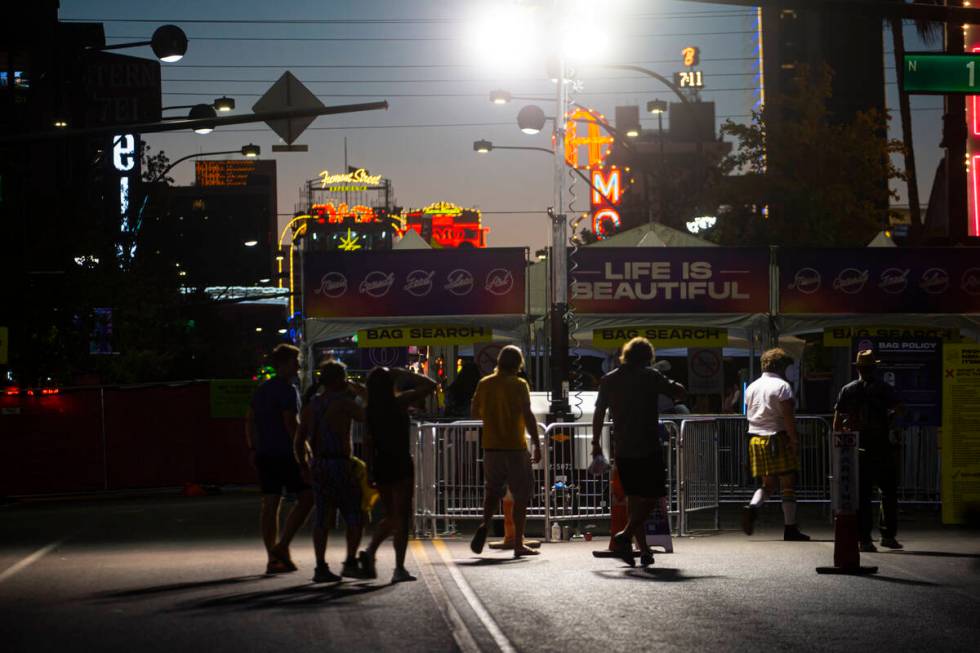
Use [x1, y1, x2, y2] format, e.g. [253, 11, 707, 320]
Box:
[592, 467, 631, 558]
[488, 490, 541, 549]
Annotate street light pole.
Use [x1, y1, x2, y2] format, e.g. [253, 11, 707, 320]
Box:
[550, 57, 571, 419]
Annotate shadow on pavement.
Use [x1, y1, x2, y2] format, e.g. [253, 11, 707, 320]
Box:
[884, 550, 980, 560]
[861, 575, 942, 588]
[94, 575, 272, 600]
[591, 568, 725, 583]
[455, 557, 529, 567]
[174, 581, 393, 611]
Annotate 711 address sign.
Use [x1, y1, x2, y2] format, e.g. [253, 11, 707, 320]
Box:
[903, 53, 980, 94]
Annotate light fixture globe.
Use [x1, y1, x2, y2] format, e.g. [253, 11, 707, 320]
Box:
[517, 104, 547, 135]
[647, 99, 668, 115]
[473, 139, 493, 153]
[241, 144, 261, 157]
[189, 103, 216, 134]
[489, 89, 512, 105]
[213, 96, 235, 112]
[151, 24, 188, 63]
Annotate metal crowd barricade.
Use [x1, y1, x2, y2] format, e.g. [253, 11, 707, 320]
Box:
[412, 420, 550, 537]
[676, 418, 719, 535]
[699, 414, 833, 504]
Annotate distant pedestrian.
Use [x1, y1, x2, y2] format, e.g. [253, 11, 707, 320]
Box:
[592, 337, 686, 567]
[833, 350, 905, 552]
[470, 346, 543, 558]
[741, 348, 810, 541]
[446, 361, 481, 417]
[245, 343, 313, 574]
[358, 367, 437, 583]
[295, 360, 368, 582]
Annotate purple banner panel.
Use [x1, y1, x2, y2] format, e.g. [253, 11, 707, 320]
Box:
[304, 249, 526, 318]
[779, 248, 980, 314]
[570, 247, 770, 314]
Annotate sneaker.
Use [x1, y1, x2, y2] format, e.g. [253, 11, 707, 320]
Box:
[358, 551, 377, 579]
[879, 537, 903, 550]
[513, 545, 541, 558]
[470, 524, 487, 554]
[612, 533, 635, 567]
[741, 505, 757, 536]
[312, 565, 341, 583]
[640, 551, 655, 567]
[859, 540, 878, 553]
[391, 567, 417, 583]
[783, 525, 811, 542]
[342, 560, 365, 579]
[266, 559, 293, 574]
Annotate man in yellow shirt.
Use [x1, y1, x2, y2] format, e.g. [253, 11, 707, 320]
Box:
[470, 345, 542, 558]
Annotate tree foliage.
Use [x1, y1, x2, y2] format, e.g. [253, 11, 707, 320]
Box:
[710, 65, 905, 247]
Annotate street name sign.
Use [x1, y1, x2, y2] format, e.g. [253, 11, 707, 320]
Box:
[903, 53, 980, 94]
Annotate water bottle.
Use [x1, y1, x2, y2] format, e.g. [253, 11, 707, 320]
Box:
[551, 522, 561, 541]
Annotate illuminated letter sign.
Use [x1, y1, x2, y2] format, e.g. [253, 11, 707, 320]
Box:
[564, 108, 615, 169]
[111, 133, 139, 259]
[318, 168, 383, 188]
[682, 46, 700, 67]
[592, 169, 622, 205]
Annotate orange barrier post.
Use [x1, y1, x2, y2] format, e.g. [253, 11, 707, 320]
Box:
[817, 431, 877, 575]
[592, 466, 631, 558]
[489, 489, 541, 549]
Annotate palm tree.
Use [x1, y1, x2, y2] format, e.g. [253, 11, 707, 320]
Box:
[888, 1, 943, 237]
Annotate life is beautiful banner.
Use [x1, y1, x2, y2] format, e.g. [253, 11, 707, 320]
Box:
[569, 248, 770, 314]
[779, 248, 980, 314]
[304, 249, 526, 318]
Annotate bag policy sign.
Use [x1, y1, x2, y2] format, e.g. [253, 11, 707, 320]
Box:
[824, 325, 960, 347]
[570, 248, 769, 314]
[357, 325, 492, 348]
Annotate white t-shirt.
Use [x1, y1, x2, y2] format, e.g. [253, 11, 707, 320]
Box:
[745, 372, 794, 435]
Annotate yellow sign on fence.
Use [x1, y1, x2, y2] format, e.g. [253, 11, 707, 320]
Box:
[592, 326, 728, 349]
[357, 325, 492, 348]
[942, 344, 980, 524]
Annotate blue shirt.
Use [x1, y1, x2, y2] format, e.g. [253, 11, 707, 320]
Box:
[251, 377, 301, 456]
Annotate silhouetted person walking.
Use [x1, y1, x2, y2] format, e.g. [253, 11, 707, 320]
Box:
[470, 346, 542, 558]
[296, 360, 367, 582]
[245, 343, 313, 574]
[358, 367, 437, 583]
[741, 348, 810, 541]
[592, 337, 685, 567]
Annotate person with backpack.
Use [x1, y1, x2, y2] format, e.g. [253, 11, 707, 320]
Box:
[357, 367, 437, 583]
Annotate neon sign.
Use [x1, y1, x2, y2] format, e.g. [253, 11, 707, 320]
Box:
[338, 228, 362, 251]
[112, 133, 138, 260]
[401, 203, 488, 248]
[591, 166, 625, 239]
[565, 108, 615, 169]
[318, 168, 383, 188]
[682, 46, 700, 67]
[676, 45, 705, 90]
[311, 202, 378, 224]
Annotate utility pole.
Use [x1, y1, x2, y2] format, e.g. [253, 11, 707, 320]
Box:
[946, 0, 968, 243]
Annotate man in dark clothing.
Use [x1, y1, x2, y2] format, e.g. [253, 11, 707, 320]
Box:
[833, 349, 904, 552]
[592, 337, 686, 567]
[245, 343, 313, 573]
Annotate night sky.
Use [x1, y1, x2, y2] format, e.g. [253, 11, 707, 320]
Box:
[58, 0, 944, 251]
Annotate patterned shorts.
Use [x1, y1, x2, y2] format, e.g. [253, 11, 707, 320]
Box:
[748, 432, 798, 478]
[311, 457, 363, 530]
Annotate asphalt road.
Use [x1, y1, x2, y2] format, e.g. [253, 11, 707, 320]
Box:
[1, 493, 978, 653]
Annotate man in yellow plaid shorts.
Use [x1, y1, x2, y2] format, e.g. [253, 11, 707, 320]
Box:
[740, 348, 810, 541]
